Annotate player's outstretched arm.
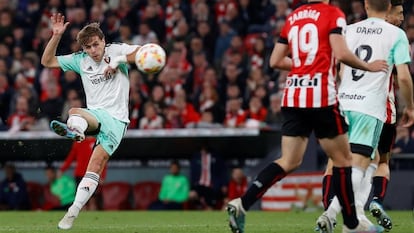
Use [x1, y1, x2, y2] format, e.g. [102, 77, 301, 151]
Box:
[329, 34, 388, 73]
[396, 63, 414, 127]
[41, 13, 70, 68]
[104, 45, 141, 77]
[269, 42, 292, 71]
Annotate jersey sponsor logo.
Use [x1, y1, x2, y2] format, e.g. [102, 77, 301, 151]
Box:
[288, 9, 320, 25]
[286, 73, 321, 87]
[338, 92, 366, 100]
[356, 27, 383, 35]
[89, 73, 114, 85]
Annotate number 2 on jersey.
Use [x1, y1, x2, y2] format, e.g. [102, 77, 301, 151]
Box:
[288, 23, 319, 67]
[352, 45, 372, 81]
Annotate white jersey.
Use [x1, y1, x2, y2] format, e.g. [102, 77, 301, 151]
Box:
[338, 18, 411, 122]
[57, 43, 139, 123]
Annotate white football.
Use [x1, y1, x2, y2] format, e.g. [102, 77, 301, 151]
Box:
[135, 43, 166, 74]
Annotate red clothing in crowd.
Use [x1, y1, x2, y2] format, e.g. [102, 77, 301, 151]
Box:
[227, 177, 247, 200]
[60, 137, 107, 180]
[246, 107, 268, 122]
[224, 110, 247, 128]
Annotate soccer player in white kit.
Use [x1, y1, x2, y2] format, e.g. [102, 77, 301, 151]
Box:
[41, 13, 141, 230]
[317, 0, 414, 232]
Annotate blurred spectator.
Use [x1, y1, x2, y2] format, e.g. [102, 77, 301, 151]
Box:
[248, 36, 271, 74]
[0, 162, 30, 210]
[197, 81, 224, 123]
[61, 89, 83, 122]
[392, 126, 414, 154]
[164, 0, 191, 41]
[224, 97, 246, 128]
[0, 73, 13, 129]
[265, 92, 283, 126]
[141, 2, 165, 43]
[115, 21, 134, 44]
[224, 167, 247, 207]
[245, 95, 267, 128]
[132, 21, 159, 45]
[186, 111, 223, 129]
[164, 41, 192, 80]
[129, 90, 144, 129]
[59, 137, 105, 210]
[190, 1, 215, 31]
[100, 10, 121, 42]
[44, 165, 76, 210]
[224, 1, 248, 36]
[189, 145, 228, 210]
[214, 20, 236, 68]
[148, 84, 168, 116]
[7, 95, 36, 132]
[139, 101, 164, 129]
[195, 21, 216, 63]
[0, 9, 14, 45]
[149, 160, 189, 210]
[165, 89, 200, 128]
[244, 68, 267, 101]
[347, 0, 366, 23]
[39, 80, 64, 122]
[187, 51, 209, 98]
[222, 35, 247, 69]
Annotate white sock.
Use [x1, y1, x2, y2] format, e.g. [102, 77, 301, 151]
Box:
[352, 167, 365, 208]
[358, 163, 377, 208]
[70, 172, 99, 216]
[67, 114, 88, 132]
[326, 196, 341, 220]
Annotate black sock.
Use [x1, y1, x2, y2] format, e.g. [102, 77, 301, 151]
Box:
[372, 176, 388, 204]
[332, 166, 358, 229]
[241, 162, 286, 211]
[322, 174, 335, 210]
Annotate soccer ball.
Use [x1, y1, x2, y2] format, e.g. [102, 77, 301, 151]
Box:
[135, 43, 166, 74]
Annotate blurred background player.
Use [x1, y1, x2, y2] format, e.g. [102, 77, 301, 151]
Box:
[0, 162, 30, 210]
[149, 160, 189, 210]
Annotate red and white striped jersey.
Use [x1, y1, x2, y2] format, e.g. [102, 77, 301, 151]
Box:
[279, 2, 346, 108]
[385, 73, 397, 124]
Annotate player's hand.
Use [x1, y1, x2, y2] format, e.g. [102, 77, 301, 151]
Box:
[104, 66, 117, 78]
[367, 60, 388, 73]
[50, 13, 70, 36]
[400, 106, 414, 127]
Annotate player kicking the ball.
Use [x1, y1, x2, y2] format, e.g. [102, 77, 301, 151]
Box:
[41, 13, 141, 230]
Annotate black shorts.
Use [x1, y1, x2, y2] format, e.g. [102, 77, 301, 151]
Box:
[377, 123, 396, 154]
[281, 105, 348, 139]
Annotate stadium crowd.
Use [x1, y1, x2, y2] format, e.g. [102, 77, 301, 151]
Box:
[0, 0, 414, 132]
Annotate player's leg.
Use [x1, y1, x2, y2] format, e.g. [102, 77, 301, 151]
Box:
[50, 108, 100, 141]
[369, 123, 395, 231]
[322, 159, 334, 210]
[58, 109, 127, 230]
[58, 146, 108, 230]
[317, 133, 358, 233]
[227, 135, 307, 233]
[227, 107, 310, 233]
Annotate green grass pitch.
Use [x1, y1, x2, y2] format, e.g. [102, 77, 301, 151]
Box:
[0, 210, 413, 232]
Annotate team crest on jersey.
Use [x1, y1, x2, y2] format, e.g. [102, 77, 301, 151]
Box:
[104, 56, 111, 64]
